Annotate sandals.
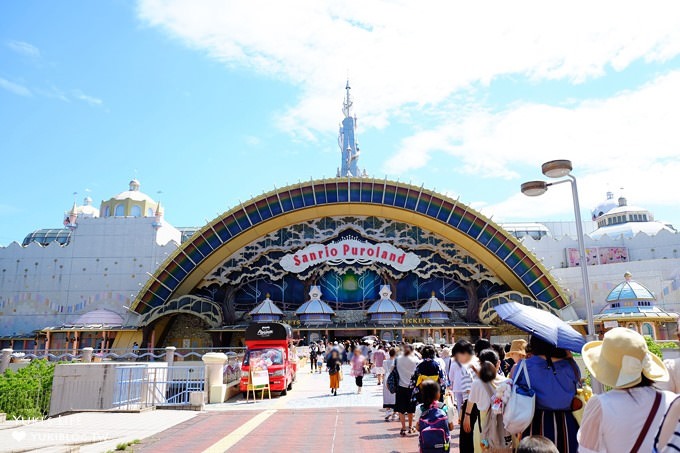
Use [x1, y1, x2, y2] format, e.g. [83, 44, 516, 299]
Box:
[400, 429, 406, 437]
[408, 427, 417, 434]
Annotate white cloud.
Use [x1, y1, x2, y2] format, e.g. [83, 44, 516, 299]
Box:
[390, 71, 680, 220]
[137, 0, 680, 136]
[72, 89, 103, 106]
[0, 77, 31, 97]
[5, 40, 40, 58]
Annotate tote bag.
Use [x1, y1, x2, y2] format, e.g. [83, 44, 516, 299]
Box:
[503, 359, 535, 435]
[386, 359, 399, 394]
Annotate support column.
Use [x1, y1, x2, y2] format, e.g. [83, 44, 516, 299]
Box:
[0, 348, 12, 374]
[165, 346, 176, 365]
[202, 352, 228, 404]
[73, 331, 80, 355]
[81, 347, 94, 363]
[45, 331, 50, 355]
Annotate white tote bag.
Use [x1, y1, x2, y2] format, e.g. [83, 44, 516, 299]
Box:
[503, 359, 535, 435]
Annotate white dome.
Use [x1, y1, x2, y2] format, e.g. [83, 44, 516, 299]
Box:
[73, 309, 124, 326]
[591, 192, 618, 219]
[589, 221, 673, 239]
[76, 196, 99, 218]
[112, 180, 156, 203]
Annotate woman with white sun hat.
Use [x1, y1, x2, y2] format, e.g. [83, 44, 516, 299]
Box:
[578, 327, 676, 453]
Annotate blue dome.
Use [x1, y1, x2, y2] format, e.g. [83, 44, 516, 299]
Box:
[249, 295, 284, 316]
[606, 275, 655, 302]
[295, 299, 336, 315]
[295, 286, 335, 316]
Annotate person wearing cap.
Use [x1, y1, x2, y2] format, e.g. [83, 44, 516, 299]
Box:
[578, 327, 675, 453]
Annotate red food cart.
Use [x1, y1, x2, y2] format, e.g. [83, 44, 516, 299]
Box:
[239, 323, 297, 396]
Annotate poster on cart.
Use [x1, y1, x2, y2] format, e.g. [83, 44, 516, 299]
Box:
[248, 349, 271, 388]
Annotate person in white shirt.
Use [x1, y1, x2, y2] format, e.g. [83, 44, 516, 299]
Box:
[394, 343, 421, 436]
[579, 328, 675, 453]
[448, 340, 476, 453]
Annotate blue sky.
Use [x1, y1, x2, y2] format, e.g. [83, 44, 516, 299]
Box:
[2, 1, 680, 245]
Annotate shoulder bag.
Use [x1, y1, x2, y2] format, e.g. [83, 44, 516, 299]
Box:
[630, 390, 662, 453]
[386, 358, 399, 394]
[503, 359, 535, 435]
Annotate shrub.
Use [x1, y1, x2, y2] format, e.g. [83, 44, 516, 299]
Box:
[658, 341, 679, 350]
[645, 336, 663, 359]
[0, 360, 56, 419]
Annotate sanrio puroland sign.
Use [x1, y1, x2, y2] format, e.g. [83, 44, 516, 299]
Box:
[280, 239, 420, 273]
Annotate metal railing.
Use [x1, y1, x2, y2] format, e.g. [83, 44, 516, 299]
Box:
[7, 347, 246, 363]
[113, 365, 206, 410]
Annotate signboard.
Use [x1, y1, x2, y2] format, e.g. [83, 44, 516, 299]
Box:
[250, 369, 270, 388]
[566, 247, 629, 267]
[245, 322, 292, 341]
[603, 320, 619, 329]
[280, 238, 420, 273]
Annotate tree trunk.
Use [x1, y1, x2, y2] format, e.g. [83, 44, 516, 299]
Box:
[463, 281, 481, 324]
[221, 286, 238, 325]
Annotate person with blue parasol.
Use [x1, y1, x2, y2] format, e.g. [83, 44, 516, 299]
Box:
[495, 302, 585, 453]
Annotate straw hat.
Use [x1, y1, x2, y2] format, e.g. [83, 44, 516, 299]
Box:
[508, 339, 527, 356]
[582, 327, 668, 389]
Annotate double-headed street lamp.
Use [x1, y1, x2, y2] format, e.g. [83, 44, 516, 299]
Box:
[520, 159, 598, 344]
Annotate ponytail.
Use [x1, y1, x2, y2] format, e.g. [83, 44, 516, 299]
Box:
[478, 348, 500, 383]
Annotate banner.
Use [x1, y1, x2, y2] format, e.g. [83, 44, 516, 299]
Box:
[280, 238, 420, 273]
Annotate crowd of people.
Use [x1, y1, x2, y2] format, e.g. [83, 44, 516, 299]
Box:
[307, 327, 680, 453]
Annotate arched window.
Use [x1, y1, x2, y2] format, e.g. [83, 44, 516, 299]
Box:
[130, 205, 142, 217]
[627, 323, 638, 332]
[642, 323, 654, 338]
[114, 204, 125, 217]
[104, 206, 111, 217]
[147, 208, 154, 217]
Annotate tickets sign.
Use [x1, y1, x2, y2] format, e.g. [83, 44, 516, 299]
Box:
[280, 238, 420, 273]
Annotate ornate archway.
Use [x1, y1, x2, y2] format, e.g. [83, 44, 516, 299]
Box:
[133, 178, 567, 321]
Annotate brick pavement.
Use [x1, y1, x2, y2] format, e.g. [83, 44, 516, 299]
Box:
[137, 365, 461, 452]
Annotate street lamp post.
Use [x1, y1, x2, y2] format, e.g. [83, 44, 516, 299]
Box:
[521, 159, 602, 392]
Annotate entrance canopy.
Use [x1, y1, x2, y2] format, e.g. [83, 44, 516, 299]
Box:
[132, 178, 568, 318]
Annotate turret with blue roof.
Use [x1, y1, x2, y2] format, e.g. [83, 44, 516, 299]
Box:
[248, 294, 284, 323]
[595, 272, 678, 339]
[366, 285, 406, 324]
[295, 286, 335, 325]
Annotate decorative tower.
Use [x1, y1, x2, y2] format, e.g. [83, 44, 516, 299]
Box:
[64, 201, 78, 229]
[366, 285, 406, 324]
[295, 286, 335, 325]
[249, 294, 285, 323]
[152, 201, 164, 229]
[337, 80, 365, 177]
[417, 291, 453, 323]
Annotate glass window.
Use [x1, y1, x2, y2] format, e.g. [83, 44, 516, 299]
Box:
[104, 206, 111, 217]
[243, 348, 284, 367]
[130, 205, 142, 217]
[114, 204, 125, 216]
[642, 323, 654, 338]
[147, 208, 154, 217]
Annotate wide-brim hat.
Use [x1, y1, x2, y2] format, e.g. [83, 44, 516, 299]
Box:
[508, 339, 527, 355]
[582, 327, 668, 389]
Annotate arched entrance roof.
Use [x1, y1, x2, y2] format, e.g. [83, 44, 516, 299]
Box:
[132, 178, 568, 314]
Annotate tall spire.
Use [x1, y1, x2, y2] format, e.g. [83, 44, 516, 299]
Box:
[342, 79, 353, 118]
[337, 80, 365, 178]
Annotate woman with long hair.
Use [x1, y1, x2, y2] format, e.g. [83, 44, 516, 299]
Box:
[466, 348, 511, 453]
[579, 327, 674, 453]
[512, 336, 580, 453]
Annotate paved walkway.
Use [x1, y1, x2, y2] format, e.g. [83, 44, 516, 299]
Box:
[0, 365, 461, 452]
[0, 410, 197, 453]
[139, 365, 461, 452]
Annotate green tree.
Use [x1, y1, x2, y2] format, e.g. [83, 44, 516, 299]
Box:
[0, 360, 56, 419]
